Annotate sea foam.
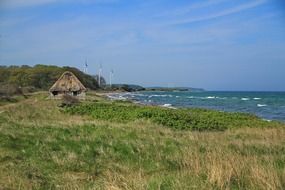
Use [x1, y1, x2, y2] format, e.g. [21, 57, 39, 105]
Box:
[161, 104, 177, 109]
[149, 94, 173, 98]
[257, 104, 267, 107]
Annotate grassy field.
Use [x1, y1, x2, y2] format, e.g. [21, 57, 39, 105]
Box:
[0, 92, 285, 189]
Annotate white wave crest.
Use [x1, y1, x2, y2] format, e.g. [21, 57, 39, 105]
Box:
[149, 94, 173, 98]
[161, 104, 177, 109]
[257, 104, 267, 107]
[241, 98, 250, 101]
[107, 95, 127, 101]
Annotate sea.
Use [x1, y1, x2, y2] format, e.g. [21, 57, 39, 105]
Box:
[108, 91, 285, 122]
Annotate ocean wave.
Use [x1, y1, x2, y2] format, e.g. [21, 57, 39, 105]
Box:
[107, 95, 127, 100]
[253, 98, 261, 100]
[148, 94, 173, 98]
[161, 104, 177, 109]
[188, 96, 210, 99]
[206, 96, 228, 100]
[129, 93, 148, 97]
[257, 104, 267, 107]
[241, 98, 250, 101]
[187, 96, 227, 100]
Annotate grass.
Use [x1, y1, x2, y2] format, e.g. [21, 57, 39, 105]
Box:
[0, 92, 284, 189]
[64, 101, 282, 131]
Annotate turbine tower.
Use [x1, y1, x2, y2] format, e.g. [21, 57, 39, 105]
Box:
[109, 69, 114, 87]
[84, 59, 88, 73]
[98, 63, 102, 87]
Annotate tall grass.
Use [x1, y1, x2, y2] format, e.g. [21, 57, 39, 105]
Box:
[0, 93, 284, 189]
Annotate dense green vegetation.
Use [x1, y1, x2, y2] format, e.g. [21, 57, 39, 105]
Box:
[0, 93, 284, 189]
[0, 65, 99, 90]
[64, 101, 281, 131]
[0, 65, 147, 96]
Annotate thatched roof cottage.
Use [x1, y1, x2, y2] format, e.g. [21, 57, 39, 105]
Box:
[49, 71, 86, 99]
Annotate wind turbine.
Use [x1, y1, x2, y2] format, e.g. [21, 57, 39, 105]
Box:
[109, 69, 114, 87]
[84, 59, 88, 73]
[98, 63, 102, 87]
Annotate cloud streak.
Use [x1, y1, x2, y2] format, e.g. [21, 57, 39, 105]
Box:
[165, 0, 268, 25]
[0, 0, 57, 8]
[156, 0, 228, 17]
[0, 0, 119, 9]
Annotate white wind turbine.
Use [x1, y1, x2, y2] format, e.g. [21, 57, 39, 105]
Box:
[98, 63, 102, 87]
[84, 59, 88, 73]
[109, 69, 114, 87]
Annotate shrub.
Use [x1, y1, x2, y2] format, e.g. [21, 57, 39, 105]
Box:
[59, 94, 80, 107]
[0, 83, 23, 97]
[64, 102, 281, 131]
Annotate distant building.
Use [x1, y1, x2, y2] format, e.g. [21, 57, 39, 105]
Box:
[49, 71, 86, 99]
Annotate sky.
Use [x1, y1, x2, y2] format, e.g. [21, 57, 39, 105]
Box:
[0, 0, 285, 91]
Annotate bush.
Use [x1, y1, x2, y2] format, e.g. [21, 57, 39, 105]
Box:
[59, 95, 80, 107]
[64, 102, 281, 131]
[0, 83, 23, 97]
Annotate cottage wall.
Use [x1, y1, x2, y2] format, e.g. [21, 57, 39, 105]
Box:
[49, 91, 86, 99]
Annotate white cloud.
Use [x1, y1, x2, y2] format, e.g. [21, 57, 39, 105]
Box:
[0, 0, 119, 9]
[165, 0, 268, 25]
[0, 0, 57, 9]
[156, 0, 227, 17]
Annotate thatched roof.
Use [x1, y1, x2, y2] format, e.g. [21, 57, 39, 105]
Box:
[49, 71, 86, 92]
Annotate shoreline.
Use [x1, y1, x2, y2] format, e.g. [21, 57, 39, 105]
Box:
[102, 92, 178, 109]
[100, 91, 285, 123]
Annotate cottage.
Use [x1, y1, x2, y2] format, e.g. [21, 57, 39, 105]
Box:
[49, 71, 86, 99]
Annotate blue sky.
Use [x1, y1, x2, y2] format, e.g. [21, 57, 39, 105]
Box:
[0, 0, 285, 91]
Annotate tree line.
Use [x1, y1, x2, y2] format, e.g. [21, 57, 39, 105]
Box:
[0, 65, 99, 90]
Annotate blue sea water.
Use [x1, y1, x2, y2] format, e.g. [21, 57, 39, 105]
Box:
[109, 91, 285, 122]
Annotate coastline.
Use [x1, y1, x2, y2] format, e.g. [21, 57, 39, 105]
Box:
[101, 91, 285, 123]
[103, 92, 177, 109]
